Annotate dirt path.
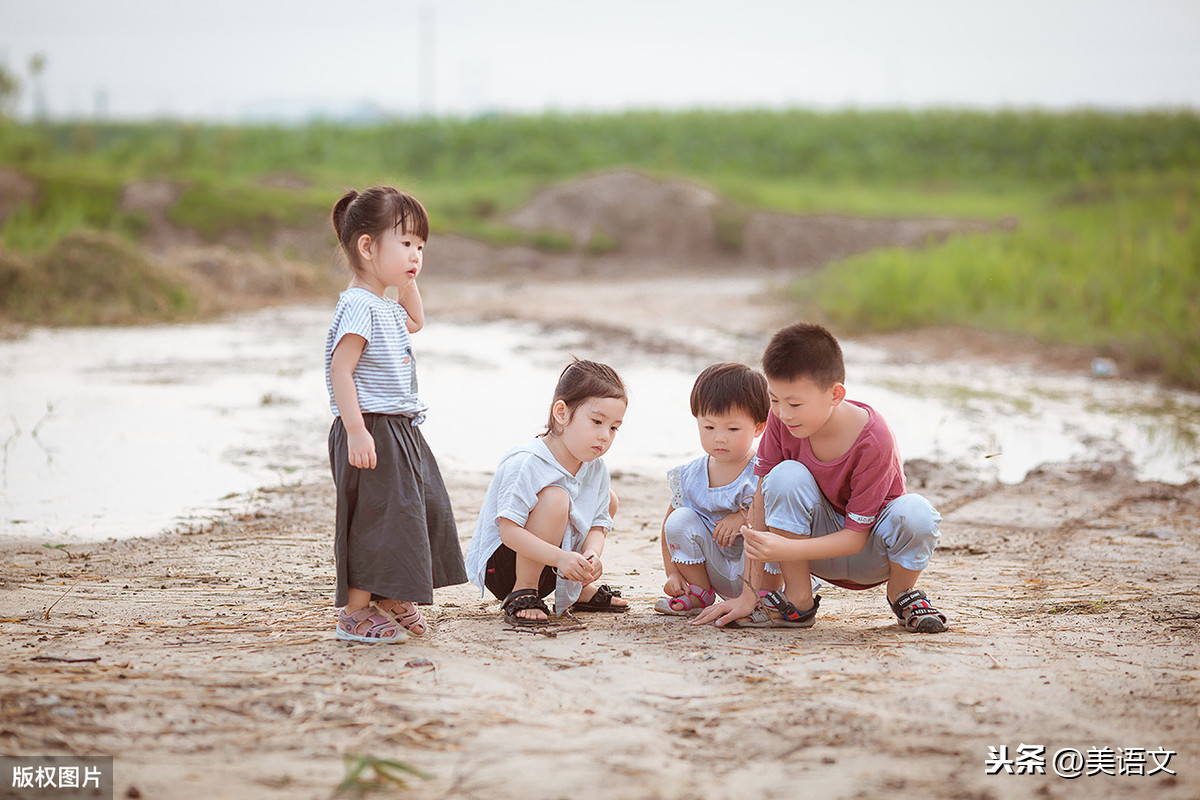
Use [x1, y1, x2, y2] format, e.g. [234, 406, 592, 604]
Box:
[2, 273, 1198, 800]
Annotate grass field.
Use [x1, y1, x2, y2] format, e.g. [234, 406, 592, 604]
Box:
[1, 109, 1197, 385]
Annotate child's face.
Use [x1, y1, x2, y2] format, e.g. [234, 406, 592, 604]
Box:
[555, 396, 626, 465]
[360, 225, 424, 292]
[696, 408, 766, 465]
[767, 376, 842, 440]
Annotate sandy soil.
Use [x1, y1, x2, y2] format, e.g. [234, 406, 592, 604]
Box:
[2, 268, 1198, 800]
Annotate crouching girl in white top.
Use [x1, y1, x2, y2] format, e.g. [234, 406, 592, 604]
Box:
[465, 359, 629, 626]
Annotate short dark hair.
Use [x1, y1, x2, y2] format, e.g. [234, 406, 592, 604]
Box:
[544, 358, 627, 435]
[331, 186, 430, 276]
[761, 322, 845, 388]
[689, 362, 769, 424]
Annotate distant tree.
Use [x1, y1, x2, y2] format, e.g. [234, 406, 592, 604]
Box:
[29, 53, 47, 119]
[0, 62, 20, 119]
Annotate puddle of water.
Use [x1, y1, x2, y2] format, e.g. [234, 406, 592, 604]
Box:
[2, 304, 1197, 542]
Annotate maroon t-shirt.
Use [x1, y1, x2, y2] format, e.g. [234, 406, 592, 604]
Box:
[753, 399, 905, 532]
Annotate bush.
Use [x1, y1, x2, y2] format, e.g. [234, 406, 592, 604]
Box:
[1, 231, 195, 324]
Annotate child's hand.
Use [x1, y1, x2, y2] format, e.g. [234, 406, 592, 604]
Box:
[713, 514, 743, 547]
[692, 592, 756, 627]
[347, 429, 377, 469]
[581, 552, 604, 584]
[741, 525, 791, 562]
[556, 551, 594, 583]
[663, 572, 689, 598]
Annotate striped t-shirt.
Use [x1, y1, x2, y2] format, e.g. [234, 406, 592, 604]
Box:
[324, 287, 427, 421]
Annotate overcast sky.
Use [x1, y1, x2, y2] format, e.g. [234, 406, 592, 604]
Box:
[3, 0, 1199, 121]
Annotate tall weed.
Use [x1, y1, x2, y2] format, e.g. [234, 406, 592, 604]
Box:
[800, 178, 1200, 386]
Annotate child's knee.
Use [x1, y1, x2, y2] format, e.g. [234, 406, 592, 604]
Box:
[608, 488, 619, 519]
[890, 494, 940, 539]
[762, 461, 820, 503]
[881, 494, 941, 565]
[761, 462, 823, 531]
[528, 485, 571, 538]
[664, 507, 706, 545]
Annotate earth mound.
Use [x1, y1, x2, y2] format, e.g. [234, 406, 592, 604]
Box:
[499, 169, 1008, 274]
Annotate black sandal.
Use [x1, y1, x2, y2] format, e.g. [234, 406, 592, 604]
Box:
[502, 588, 551, 627]
[730, 591, 820, 628]
[570, 584, 629, 613]
[890, 588, 948, 633]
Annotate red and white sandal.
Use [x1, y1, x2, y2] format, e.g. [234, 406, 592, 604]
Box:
[654, 584, 716, 616]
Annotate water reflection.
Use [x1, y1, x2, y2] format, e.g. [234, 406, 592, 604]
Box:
[1, 304, 1197, 541]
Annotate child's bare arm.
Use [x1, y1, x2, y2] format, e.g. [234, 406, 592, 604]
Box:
[749, 482, 767, 530]
[329, 335, 375, 469]
[742, 526, 869, 563]
[397, 281, 424, 333]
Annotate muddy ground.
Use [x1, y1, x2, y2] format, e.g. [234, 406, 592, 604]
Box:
[1, 173, 1198, 799]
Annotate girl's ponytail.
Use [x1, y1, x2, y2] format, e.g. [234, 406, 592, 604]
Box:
[331, 189, 359, 241]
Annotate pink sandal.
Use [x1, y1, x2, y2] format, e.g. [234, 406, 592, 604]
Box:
[336, 606, 407, 644]
[654, 584, 716, 616]
[377, 600, 428, 636]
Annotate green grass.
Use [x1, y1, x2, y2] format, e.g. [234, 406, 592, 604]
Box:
[168, 178, 327, 241]
[7, 108, 1199, 188]
[0, 162, 145, 252]
[0, 109, 1197, 385]
[799, 175, 1200, 386]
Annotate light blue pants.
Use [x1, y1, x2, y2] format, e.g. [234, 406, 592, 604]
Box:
[761, 461, 941, 587]
[664, 508, 746, 599]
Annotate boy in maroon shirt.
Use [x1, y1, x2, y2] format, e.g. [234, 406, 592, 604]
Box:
[694, 322, 947, 633]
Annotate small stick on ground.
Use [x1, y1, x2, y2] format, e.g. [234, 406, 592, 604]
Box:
[504, 616, 588, 638]
[43, 580, 80, 620]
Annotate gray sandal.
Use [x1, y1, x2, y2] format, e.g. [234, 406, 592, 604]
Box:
[729, 592, 820, 629]
[890, 588, 948, 633]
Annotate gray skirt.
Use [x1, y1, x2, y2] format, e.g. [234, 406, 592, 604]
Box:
[329, 413, 468, 608]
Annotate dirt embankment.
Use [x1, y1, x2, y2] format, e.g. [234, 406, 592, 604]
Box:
[433, 169, 1006, 280]
[2, 169, 1008, 330]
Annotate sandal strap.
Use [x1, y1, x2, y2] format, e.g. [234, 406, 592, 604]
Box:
[380, 601, 427, 634]
[502, 588, 542, 611]
[668, 584, 715, 612]
[397, 605, 425, 626]
[762, 590, 820, 622]
[503, 589, 550, 615]
[591, 584, 621, 604]
[339, 607, 400, 639]
[890, 588, 946, 621]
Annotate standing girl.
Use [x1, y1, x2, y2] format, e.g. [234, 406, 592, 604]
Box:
[326, 186, 467, 644]
[465, 359, 630, 627]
